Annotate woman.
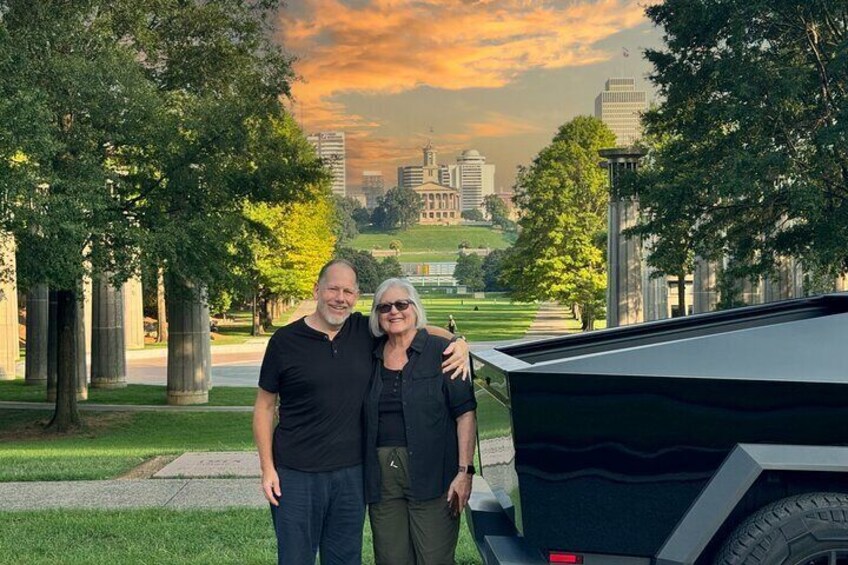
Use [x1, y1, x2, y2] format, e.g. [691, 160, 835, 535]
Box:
[364, 278, 477, 565]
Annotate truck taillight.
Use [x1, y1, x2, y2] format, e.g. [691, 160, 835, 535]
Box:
[549, 552, 583, 564]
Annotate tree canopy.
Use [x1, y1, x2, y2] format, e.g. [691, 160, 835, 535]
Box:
[635, 0, 848, 287]
[372, 187, 423, 230]
[502, 116, 616, 330]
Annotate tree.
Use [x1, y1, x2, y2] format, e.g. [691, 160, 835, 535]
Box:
[372, 187, 423, 230]
[483, 195, 512, 230]
[454, 253, 484, 291]
[352, 207, 371, 231]
[335, 248, 382, 293]
[482, 249, 510, 292]
[332, 195, 364, 244]
[245, 185, 336, 333]
[0, 0, 163, 429]
[379, 256, 403, 280]
[501, 116, 616, 330]
[388, 239, 402, 256]
[461, 209, 485, 222]
[641, 0, 848, 286]
[118, 0, 326, 403]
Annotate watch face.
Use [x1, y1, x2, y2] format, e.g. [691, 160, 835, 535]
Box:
[467, 465, 476, 475]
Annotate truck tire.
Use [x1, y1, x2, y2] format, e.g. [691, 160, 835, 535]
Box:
[715, 492, 848, 565]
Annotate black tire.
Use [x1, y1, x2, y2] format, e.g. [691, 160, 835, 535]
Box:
[715, 492, 848, 565]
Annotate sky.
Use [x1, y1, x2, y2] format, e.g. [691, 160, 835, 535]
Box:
[274, 0, 665, 193]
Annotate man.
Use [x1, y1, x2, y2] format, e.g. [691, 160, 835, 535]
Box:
[253, 259, 469, 565]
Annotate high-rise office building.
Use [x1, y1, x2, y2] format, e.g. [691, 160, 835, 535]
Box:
[594, 78, 647, 147]
[361, 170, 385, 209]
[307, 131, 346, 196]
[447, 149, 495, 211]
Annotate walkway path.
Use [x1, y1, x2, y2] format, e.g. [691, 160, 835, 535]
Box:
[523, 301, 575, 339]
[0, 451, 487, 512]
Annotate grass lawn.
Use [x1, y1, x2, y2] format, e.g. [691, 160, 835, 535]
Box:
[356, 296, 539, 341]
[0, 508, 482, 564]
[144, 309, 292, 349]
[0, 381, 255, 406]
[0, 410, 255, 482]
[351, 225, 515, 255]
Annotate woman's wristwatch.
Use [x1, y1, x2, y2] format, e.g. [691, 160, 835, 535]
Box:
[458, 464, 476, 475]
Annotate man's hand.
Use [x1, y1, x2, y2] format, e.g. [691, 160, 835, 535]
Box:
[446, 472, 473, 516]
[261, 467, 282, 506]
[442, 337, 470, 380]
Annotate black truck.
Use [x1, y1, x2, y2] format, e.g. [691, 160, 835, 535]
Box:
[468, 293, 848, 565]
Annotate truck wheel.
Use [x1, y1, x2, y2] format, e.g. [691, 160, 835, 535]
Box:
[716, 492, 848, 565]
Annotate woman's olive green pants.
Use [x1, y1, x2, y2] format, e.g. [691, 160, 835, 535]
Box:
[369, 447, 459, 565]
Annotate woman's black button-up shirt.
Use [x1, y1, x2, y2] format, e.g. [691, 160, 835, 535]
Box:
[364, 329, 476, 503]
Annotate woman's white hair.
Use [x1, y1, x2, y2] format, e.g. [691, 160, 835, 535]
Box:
[369, 278, 427, 337]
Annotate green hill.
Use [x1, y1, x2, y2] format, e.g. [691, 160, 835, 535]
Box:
[350, 225, 515, 262]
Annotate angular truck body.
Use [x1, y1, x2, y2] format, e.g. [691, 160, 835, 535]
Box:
[468, 294, 848, 565]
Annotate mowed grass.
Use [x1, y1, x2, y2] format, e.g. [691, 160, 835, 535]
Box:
[0, 410, 255, 482]
[0, 508, 482, 564]
[357, 296, 539, 341]
[0, 381, 255, 406]
[351, 225, 515, 255]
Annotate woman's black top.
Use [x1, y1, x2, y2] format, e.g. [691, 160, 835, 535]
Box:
[364, 329, 477, 503]
[377, 365, 407, 447]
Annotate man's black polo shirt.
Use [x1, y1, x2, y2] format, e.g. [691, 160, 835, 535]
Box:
[258, 312, 374, 472]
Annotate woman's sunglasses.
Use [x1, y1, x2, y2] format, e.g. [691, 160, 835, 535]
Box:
[375, 300, 412, 314]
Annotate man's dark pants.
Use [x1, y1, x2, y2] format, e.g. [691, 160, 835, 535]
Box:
[270, 464, 365, 565]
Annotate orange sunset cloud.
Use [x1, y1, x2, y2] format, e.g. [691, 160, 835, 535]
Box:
[277, 0, 652, 184]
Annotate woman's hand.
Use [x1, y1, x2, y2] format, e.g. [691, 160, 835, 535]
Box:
[442, 337, 470, 380]
[446, 471, 473, 516]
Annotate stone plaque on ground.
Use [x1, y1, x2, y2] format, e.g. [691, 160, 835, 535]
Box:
[153, 451, 260, 478]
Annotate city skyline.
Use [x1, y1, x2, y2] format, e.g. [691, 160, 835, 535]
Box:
[276, 0, 664, 191]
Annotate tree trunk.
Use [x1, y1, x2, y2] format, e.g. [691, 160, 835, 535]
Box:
[25, 284, 49, 385]
[90, 275, 127, 389]
[156, 267, 168, 343]
[260, 294, 273, 332]
[675, 272, 687, 317]
[251, 291, 263, 336]
[48, 289, 82, 431]
[580, 303, 595, 332]
[165, 273, 210, 405]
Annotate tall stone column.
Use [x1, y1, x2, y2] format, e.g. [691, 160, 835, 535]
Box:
[123, 276, 145, 349]
[25, 284, 49, 385]
[166, 274, 211, 405]
[82, 277, 92, 358]
[90, 276, 127, 389]
[74, 294, 88, 400]
[642, 236, 669, 321]
[693, 258, 719, 314]
[602, 148, 646, 328]
[0, 237, 18, 380]
[763, 257, 803, 303]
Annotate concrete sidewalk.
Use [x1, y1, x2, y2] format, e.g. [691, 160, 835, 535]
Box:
[0, 451, 265, 512]
[0, 451, 488, 512]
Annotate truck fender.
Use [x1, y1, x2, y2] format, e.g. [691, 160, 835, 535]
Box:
[655, 443, 848, 565]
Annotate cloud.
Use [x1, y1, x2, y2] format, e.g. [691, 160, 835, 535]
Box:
[278, 0, 651, 185]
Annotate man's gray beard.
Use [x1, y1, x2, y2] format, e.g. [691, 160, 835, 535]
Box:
[319, 304, 350, 327]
